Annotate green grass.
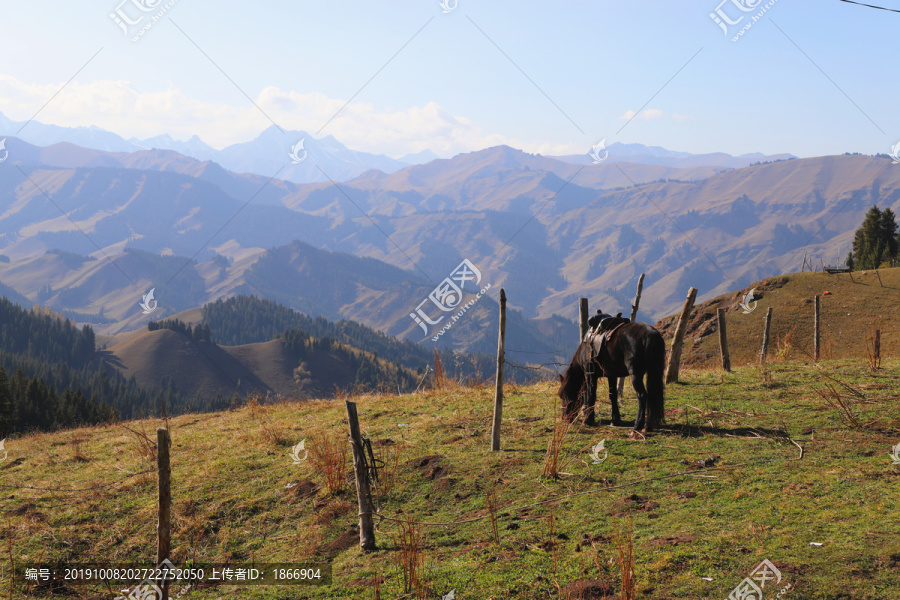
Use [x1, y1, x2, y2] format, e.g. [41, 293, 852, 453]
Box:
[1, 359, 899, 599]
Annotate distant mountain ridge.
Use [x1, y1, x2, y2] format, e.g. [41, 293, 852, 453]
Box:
[0, 133, 891, 334]
[553, 141, 796, 169]
[1, 111, 795, 183]
[0, 112, 409, 184]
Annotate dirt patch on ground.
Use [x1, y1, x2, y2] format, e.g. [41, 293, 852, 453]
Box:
[681, 456, 720, 469]
[431, 477, 457, 493]
[6, 502, 46, 521]
[557, 578, 616, 600]
[648, 534, 697, 547]
[321, 528, 359, 555]
[314, 499, 353, 524]
[608, 494, 660, 517]
[284, 479, 319, 499]
[1, 458, 25, 470]
[406, 455, 448, 480]
[348, 575, 384, 588]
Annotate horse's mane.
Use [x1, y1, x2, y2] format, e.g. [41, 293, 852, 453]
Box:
[557, 343, 587, 401]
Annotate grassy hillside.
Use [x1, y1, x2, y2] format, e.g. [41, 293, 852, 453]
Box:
[105, 327, 420, 401]
[656, 267, 900, 368]
[2, 358, 898, 599]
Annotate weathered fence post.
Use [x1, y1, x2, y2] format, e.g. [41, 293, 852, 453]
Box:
[876, 269, 883, 287]
[346, 401, 376, 551]
[618, 274, 645, 397]
[717, 308, 731, 372]
[814, 295, 821, 362]
[156, 428, 171, 598]
[629, 274, 645, 322]
[665, 287, 697, 384]
[579, 297, 589, 342]
[760, 307, 773, 364]
[491, 289, 507, 452]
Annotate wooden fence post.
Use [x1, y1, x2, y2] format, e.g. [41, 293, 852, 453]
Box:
[491, 289, 507, 452]
[579, 297, 589, 342]
[717, 308, 731, 372]
[346, 401, 376, 551]
[156, 428, 171, 598]
[814, 295, 821, 362]
[760, 307, 773, 364]
[618, 274, 645, 397]
[665, 287, 697, 384]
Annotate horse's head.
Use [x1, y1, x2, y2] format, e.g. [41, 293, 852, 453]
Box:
[557, 363, 583, 423]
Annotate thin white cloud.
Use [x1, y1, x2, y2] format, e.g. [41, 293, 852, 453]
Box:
[0, 75, 585, 158]
[620, 108, 664, 121]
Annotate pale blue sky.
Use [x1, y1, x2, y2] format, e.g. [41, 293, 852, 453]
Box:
[0, 0, 897, 158]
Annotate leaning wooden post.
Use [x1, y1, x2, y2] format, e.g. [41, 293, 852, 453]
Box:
[491, 289, 507, 452]
[814, 295, 821, 362]
[346, 401, 376, 551]
[629, 274, 645, 322]
[760, 307, 773, 364]
[665, 287, 697, 384]
[618, 274, 646, 397]
[578, 297, 589, 342]
[156, 428, 172, 598]
[717, 308, 731, 372]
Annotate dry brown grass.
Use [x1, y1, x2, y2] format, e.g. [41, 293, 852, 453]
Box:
[865, 318, 884, 371]
[245, 394, 289, 446]
[542, 415, 579, 479]
[307, 429, 349, 496]
[615, 517, 636, 600]
[394, 518, 426, 598]
[119, 422, 157, 462]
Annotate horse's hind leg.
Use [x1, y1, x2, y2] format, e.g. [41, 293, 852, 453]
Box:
[608, 376, 621, 425]
[631, 372, 648, 431]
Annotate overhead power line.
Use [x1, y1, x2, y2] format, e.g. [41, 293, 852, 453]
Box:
[839, 0, 900, 13]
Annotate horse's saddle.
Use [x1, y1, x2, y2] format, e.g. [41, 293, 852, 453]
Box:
[583, 315, 630, 370]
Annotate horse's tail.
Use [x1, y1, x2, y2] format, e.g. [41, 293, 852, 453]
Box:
[645, 329, 666, 429]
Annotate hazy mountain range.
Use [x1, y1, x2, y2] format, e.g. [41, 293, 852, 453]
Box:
[1, 112, 792, 183]
[1, 123, 890, 357]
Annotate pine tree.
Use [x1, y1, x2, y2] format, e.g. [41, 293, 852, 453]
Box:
[851, 205, 899, 269]
[0, 367, 11, 437]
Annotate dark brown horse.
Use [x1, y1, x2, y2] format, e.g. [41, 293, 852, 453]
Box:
[557, 319, 666, 432]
